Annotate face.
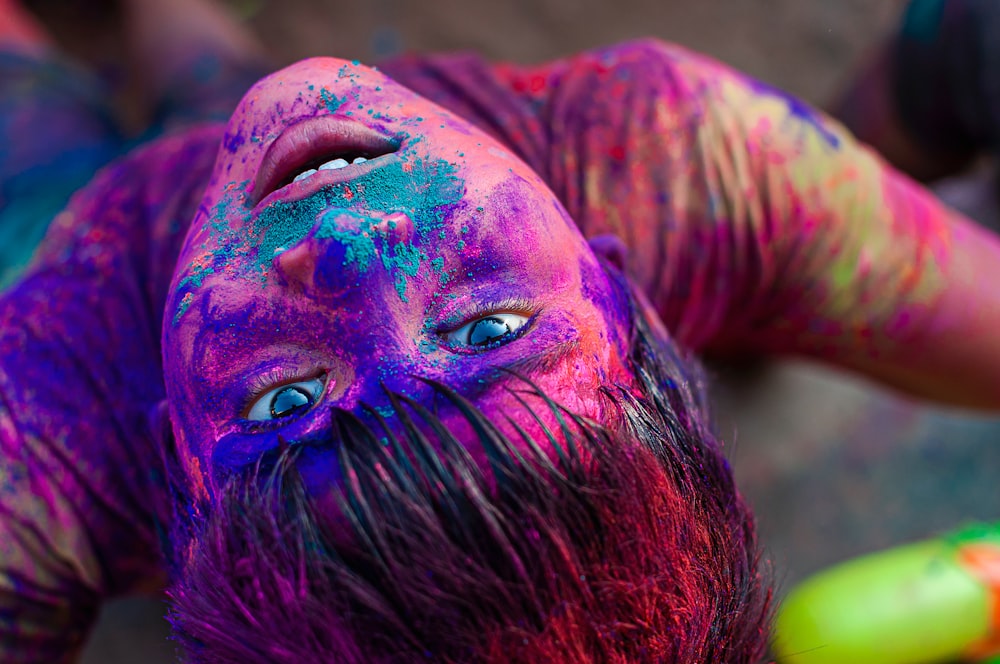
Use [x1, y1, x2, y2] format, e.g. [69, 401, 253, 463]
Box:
[162, 57, 635, 499]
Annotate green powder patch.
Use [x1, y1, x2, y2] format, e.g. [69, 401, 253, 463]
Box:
[381, 240, 426, 302]
[172, 292, 195, 325]
[250, 156, 464, 298]
[170, 184, 252, 325]
[251, 194, 329, 278]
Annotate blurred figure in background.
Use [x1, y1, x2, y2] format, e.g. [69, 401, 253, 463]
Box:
[835, 0, 1000, 228]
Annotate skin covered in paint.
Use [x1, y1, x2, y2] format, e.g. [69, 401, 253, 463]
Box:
[162, 40, 1000, 502]
[383, 41, 1000, 407]
[4, 37, 1000, 658]
[161, 58, 637, 499]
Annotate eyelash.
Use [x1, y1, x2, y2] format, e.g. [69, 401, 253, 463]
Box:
[438, 298, 537, 334]
[242, 366, 322, 416]
[442, 297, 535, 328]
[439, 297, 537, 348]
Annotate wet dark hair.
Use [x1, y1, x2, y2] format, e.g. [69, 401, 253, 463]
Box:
[167, 286, 772, 663]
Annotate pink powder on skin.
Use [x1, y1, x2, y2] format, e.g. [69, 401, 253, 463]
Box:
[162, 58, 638, 499]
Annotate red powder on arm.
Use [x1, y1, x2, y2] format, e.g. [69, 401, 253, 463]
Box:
[384, 40, 1000, 408]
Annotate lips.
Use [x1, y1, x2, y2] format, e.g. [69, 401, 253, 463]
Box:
[252, 115, 400, 206]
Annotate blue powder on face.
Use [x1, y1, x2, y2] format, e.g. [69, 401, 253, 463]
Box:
[253, 155, 461, 260]
[381, 241, 426, 301]
[429, 256, 452, 286]
[316, 208, 433, 301]
[314, 210, 379, 271]
[251, 155, 463, 301]
[222, 131, 246, 154]
[252, 193, 329, 274]
[172, 293, 194, 325]
[176, 262, 216, 292]
[170, 185, 253, 324]
[171, 147, 466, 325]
[319, 87, 346, 113]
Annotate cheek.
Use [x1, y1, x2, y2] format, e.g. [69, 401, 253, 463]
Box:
[468, 381, 602, 477]
[164, 341, 217, 480]
[504, 339, 626, 423]
[533, 358, 608, 416]
[166, 354, 230, 495]
[166, 392, 216, 503]
[579, 255, 633, 348]
[561, 290, 633, 389]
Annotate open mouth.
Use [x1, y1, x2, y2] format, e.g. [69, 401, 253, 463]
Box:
[253, 115, 400, 205]
[289, 154, 374, 182]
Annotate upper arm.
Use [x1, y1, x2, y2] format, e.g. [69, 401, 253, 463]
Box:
[384, 39, 1000, 408]
[545, 39, 1000, 408]
[0, 126, 220, 659]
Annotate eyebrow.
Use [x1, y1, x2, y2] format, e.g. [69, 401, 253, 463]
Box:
[500, 339, 577, 377]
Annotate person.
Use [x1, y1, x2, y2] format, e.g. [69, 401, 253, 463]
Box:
[834, 0, 1000, 185]
[832, 0, 1000, 236]
[2, 1, 1000, 661]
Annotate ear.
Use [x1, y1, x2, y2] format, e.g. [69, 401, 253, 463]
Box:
[587, 233, 629, 272]
[146, 398, 184, 530]
[148, 398, 176, 460]
[146, 398, 204, 504]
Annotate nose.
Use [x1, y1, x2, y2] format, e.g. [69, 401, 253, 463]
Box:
[272, 209, 417, 295]
[269, 206, 432, 408]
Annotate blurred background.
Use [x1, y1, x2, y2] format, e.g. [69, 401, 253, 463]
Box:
[21, 0, 996, 660]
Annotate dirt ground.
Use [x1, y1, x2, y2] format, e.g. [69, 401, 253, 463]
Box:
[56, 0, 998, 661]
[248, 0, 898, 103]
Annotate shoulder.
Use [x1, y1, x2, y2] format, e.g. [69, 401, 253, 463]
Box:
[25, 123, 225, 304]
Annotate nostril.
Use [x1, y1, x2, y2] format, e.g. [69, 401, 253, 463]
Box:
[271, 210, 419, 291]
[370, 212, 415, 245]
[273, 239, 318, 292]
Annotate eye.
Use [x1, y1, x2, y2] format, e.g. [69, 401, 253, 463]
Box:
[246, 376, 326, 421]
[446, 312, 530, 348]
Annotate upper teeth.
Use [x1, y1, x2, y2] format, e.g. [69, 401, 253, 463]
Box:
[292, 156, 369, 183]
[319, 158, 350, 170]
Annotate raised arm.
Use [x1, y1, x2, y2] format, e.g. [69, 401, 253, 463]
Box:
[382, 39, 1000, 409]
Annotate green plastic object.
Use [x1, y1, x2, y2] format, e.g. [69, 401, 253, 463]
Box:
[772, 523, 1000, 664]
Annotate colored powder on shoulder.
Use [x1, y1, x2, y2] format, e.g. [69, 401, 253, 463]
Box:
[749, 80, 841, 150]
